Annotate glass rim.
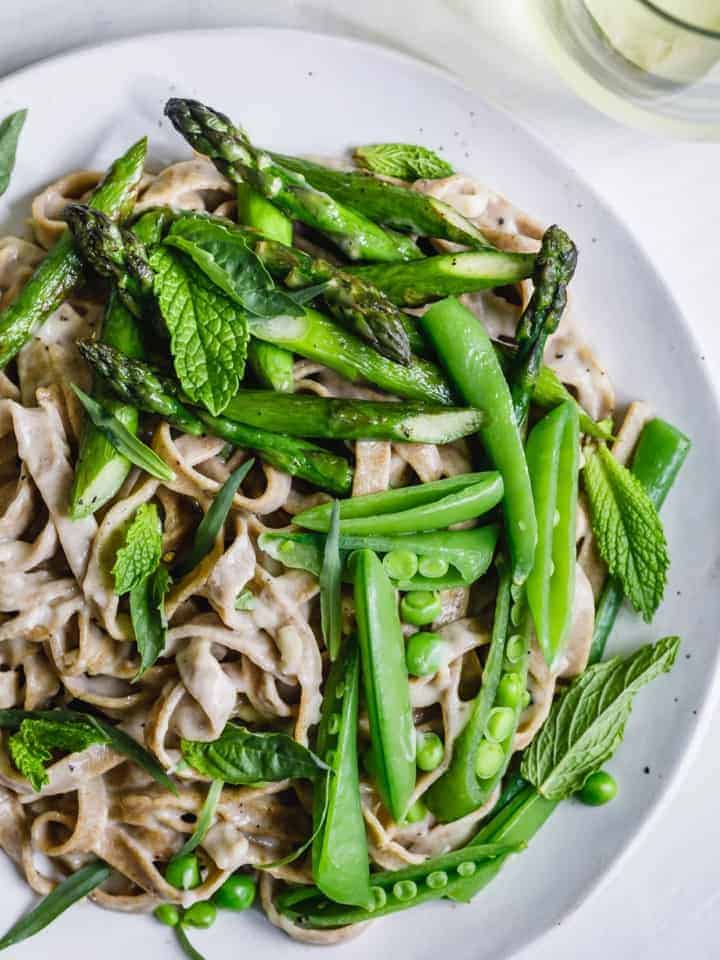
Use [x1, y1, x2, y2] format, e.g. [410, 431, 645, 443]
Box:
[638, 0, 720, 40]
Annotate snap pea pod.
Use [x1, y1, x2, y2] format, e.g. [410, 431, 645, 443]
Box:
[353, 549, 415, 821]
[589, 417, 690, 663]
[0, 137, 147, 368]
[237, 181, 296, 392]
[525, 403, 579, 668]
[312, 637, 372, 908]
[277, 840, 523, 926]
[295, 471, 499, 530]
[426, 558, 513, 822]
[298, 478, 503, 537]
[420, 297, 537, 584]
[259, 525, 499, 585]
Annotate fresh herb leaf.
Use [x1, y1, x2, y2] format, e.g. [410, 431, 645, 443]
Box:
[521, 636, 680, 800]
[257, 769, 332, 870]
[177, 459, 254, 576]
[0, 109, 27, 197]
[234, 589, 255, 611]
[0, 708, 177, 796]
[8, 717, 104, 791]
[175, 925, 207, 960]
[165, 216, 305, 318]
[112, 503, 163, 595]
[320, 501, 342, 661]
[71, 384, 174, 482]
[150, 245, 249, 416]
[129, 564, 171, 679]
[532, 364, 614, 440]
[353, 142, 453, 180]
[583, 444, 669, 621]
[170, 779, 223, 864]
[181, 723, 329, 784]
[0, 859, 111, 952]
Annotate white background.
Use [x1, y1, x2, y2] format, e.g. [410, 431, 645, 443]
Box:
[1, 1, 719, 957]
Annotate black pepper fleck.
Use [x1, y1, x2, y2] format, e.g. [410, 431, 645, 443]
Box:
[643, 766, 650, 774]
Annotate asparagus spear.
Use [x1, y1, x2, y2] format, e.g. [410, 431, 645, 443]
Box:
[222, 390, 483, 443]
[237, 182, 297, 392]
[0, 138, 147, 368]
[348, 249, 536, 307]
[510, 224, 578, 432]
[163, 98, 421, 263]
[63, 203, 154, 317]
[269, 151, 492, 248]
[77, 341, 352, 494]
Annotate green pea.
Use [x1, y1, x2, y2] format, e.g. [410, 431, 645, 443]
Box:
[579, 770, 618, 806]
[406, 631, 446, 677]
[505, 633, 526, 663]
[426, 870, 448, 890]
[521, 689, 531, 709]
[403, 799, 428, 823]
[400, 590, 442, 627]
[371, 885, 387, 909]
[474, 740, 505, 780]
[393, 880, 418, 901]
[495, 672, 524, 708]
[183, 901, 217, 929]
[416, 731, 444, 771]
[457, 860, 477, 878]
[212, 873, 257, 911]
[383, 549, 419, 581]
[484, 706, 515, 743]
[165, 853, 201, 891]
[153, 904, 180, 927]
[417, 556, 449, 579]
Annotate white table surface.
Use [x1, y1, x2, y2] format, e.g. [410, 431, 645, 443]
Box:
[1, 2, 719, 957]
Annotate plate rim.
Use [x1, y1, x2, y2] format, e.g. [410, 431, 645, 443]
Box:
[1, 25, 719, 958]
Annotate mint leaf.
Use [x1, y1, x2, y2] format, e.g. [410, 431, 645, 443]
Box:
[150, 246, 248, 416]
[521, 636, 680, 800]
[8, 718, 107, 791]
[112, 502, 163, 595]
[0, 109, 27, 197]
[353, 143, 453, 180]
[130, 564, 171, 679]
[181, 723, 328, 784]
[583, 444, 668, 621]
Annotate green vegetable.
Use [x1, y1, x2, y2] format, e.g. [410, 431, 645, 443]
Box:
[530, 362, 613, 440]
[150, 246, 248, 416]
[0, 137, 147, 368]
[165, 99, 421, 263]
[177, 459, 255, 577]
[0, 860, 111, 952]
[510, 225, 578, 432]
[474, 741, 505, 778]
[416, 732, 444, 772]
[312, 637, 372, 908]
[404, 799, 429, 824]
[154, 904, 181, 927]
[213, 873, 257, 911]
[353, 549, 416, 821]
[521, 636, 680, 800]
[8, 717, 104, 791]
[267, 150, 491, 248]
[590, 418, 690, 662]
[181, 723, 328, 784]
[237, 182, 293, 244]
[383, 549, 419, 581]
[169, 779, 223, 874]
[417, 556, 449, 579]
[222, 390, 483, 444]
[0, 108, 27, 196]
[400, 591, 441, 627]
[183, 902, 217, 929]
[525, 403, 579, 667]
[78, 341, 352, 494]
[420, 297, 536, 584]
[405, 631, 446, 675]
[579, 770, 617, 806]
[353, 142, 454, 180]
[70, 384, 174, 482]
[175, 925, 207, 960]
[320, 502, 342, 661]
[234, 590, 255, 611]
[247, 340, 295, 393]
[351, 250, 535, 307]
[584, 443, 669, 622]
[112, 503, 163, 595]
[129, 563, 170, 680]
[165, 853, 201, 891]
[248, 308, 452, 404]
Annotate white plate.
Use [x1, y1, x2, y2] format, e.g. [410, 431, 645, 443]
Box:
[0, 27, 718, 960]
